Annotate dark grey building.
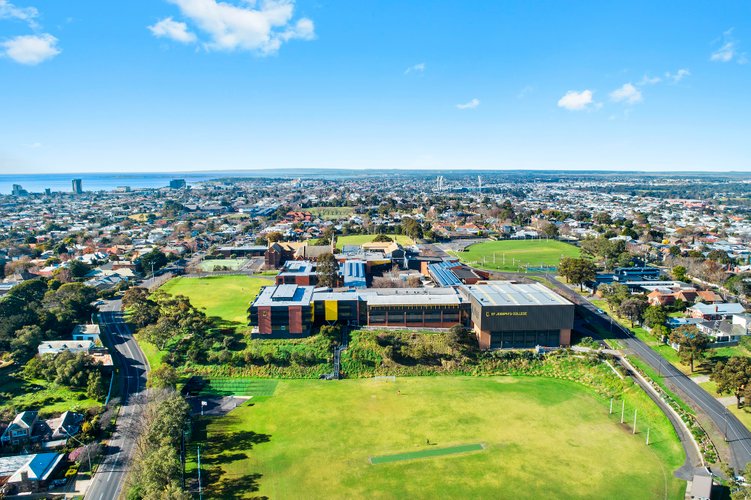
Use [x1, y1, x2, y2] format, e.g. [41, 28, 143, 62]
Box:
[461, 281, 574, 349]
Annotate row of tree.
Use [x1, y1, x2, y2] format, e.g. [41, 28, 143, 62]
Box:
[126, 389, 191, 499]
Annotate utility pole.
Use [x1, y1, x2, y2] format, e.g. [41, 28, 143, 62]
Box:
[633, 409, 637, 434]
[620, 400, 625, 424]
[609, 398, 613, 415]
[646, 427, 650, 445]
[198, 445, 203, 500]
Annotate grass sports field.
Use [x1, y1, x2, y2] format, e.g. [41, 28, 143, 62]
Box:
[336, 234, 415, 249]
[191, 376, 684, 499]
[451, 239, 580, 272]
[159, 275, 273, 325]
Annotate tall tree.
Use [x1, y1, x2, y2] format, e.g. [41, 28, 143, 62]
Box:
[712, 356, 751, 407]
[558, 257, 597, 291]
[317, 253, 339, 288]
[618, 296, 648, 327]
[670, 325, 710, 374]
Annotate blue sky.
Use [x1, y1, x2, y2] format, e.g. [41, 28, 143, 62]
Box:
[1, 0, 749, 173]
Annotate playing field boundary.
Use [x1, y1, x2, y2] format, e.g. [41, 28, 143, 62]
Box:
[369, 443, 485, 464]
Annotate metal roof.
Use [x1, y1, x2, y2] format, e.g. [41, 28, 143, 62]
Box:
[252, 285, 315, 307]
[427, 261, 462, 287]
[462, 281, 572, 307]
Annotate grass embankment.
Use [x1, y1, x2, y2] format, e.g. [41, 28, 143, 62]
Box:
[335, 234, 415, 249]
[188, 375, 685, 499]
[450, 239, 580, 272]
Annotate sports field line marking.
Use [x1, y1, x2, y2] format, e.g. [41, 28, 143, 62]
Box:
[369, 443, 485, 465]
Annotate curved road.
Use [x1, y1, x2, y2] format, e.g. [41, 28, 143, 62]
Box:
[86, 299, 149, 500]
[546, 274, 751, 469]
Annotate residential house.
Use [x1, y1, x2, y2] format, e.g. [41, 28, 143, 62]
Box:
[0, 453, 64, 494]
[0, 411, 38, 446]
[687, 302, 746, 321]
[697, 314, 751, 345]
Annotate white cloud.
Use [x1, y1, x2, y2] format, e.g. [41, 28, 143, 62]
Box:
[610, 83, 642, 104]
[665, 68, 690, 83]
[149, 17, 197, 43]
[404, 62, 425, 74]
[710, 29, 746, 63]
[638, 74, 661, 86]
[1, 33, 60, 65]
[711, 42, 735, 62]
[517, 85, 534, 99]
[557, 89, 594, 111]
[0, 0, 39, 29]
[160, 0, 315, 55]
[456, 98, 480, 110]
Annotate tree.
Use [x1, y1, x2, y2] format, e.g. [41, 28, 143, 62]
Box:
[141, 319, 179, 350]
[266, 231, 283, 243]
[618, 296, 648, 328]
[87, 371, 105, 400]
[10, 324, 44, 363]
[643, 305, 668, 330]
[541, 222, 559, 239]
[712, 356, 751, 407]
[372, 234, 393, 243]
[123, 287, 160, 327]
[598, 283, 629, 310]
[316, 253, 339, 288]
[401, 218, 423, 241]
[670, 325, 710, 374]
[148, 364, 179, 389]
[42, 283, 98, 330]
[672, 265, 688, 282]
[137, 249, 168, 276]
[558, 257, 597, 291]
[67, 260, 92, 280]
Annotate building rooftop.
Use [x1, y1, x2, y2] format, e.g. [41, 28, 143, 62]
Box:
[279, 260, 316, 276]
[462, 281, 572, 307]
[357, 287, 464, 306]
[252, 284, 315, 307]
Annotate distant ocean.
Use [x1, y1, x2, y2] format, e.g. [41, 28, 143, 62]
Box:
[0, 172, 227, 194]
[0, 169, 384, 194]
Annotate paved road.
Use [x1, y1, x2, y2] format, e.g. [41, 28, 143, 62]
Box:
[86, 299, 149, 500]
[546, 275, 751, 469]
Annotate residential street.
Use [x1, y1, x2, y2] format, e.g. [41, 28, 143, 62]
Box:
[85, 299, 149, 500]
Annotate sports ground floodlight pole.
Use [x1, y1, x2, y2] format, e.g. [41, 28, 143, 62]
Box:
[621, 400, 625, 424]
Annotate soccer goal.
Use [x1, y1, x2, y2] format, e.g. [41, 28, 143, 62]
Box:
[373, 375, 396, 382]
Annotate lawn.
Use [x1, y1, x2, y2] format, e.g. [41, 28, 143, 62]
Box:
[449, 239, 580, 272]
[190, 376, 685, 499]
[159, 275, 273, 326]
[336, 234, 415, 249]
[0, 368, 101, 416]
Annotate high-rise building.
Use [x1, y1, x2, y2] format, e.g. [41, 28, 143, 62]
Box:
[169, 179, 187, 189]
[11, 184, 28, 196]
[72, 179, 83, 194]
[44, 188, 51, 196]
